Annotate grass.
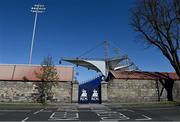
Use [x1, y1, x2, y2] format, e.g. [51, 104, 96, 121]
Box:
[0, 102, 64, 108]
[0, 102, 44, 108]
[0, 101, 77, 108]
[111, 101, 180, 107]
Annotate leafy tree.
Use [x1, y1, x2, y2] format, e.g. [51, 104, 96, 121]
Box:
[35, 56, 59, 104]
[131, 0, 180, 77]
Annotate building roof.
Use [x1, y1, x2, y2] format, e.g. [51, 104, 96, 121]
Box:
[110, 70, 180, 80]
[0, 64, 73, 81]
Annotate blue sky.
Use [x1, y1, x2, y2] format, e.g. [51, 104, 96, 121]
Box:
[0, 0, 175, 81]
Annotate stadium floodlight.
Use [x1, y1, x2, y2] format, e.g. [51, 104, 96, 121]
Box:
[29, 4, 46, 64]
[31, 4, 46, 13]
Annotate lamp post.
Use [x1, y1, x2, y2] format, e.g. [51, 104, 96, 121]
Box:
[29, 4, 46, 64]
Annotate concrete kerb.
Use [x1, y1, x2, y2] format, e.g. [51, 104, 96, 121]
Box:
[0, 101, 180, 108]
[78, 104, 107, 108]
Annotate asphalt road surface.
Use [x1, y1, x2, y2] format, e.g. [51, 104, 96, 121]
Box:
[0, 104, 180, 121]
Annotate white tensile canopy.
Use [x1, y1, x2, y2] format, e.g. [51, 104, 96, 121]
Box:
[61, 56, 138, 77]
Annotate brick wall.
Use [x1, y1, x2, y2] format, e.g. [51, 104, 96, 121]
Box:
[173, 81, 180, 101]
[0, 81, 72, 103]
[107, 79, 180, 103]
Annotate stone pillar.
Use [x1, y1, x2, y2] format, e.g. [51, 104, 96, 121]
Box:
[72, 82, 79, 103]
[101, 81, 108, 103]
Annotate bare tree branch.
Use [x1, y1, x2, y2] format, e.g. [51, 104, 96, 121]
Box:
[131, 0, 180, 77]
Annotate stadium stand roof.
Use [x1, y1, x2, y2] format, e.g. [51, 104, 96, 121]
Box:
[109, 70, 180, 80]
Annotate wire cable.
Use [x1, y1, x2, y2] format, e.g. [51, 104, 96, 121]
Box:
[77, 41, 104, 58]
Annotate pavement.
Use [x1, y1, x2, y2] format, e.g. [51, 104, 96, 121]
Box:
[0, 104, 180, 121]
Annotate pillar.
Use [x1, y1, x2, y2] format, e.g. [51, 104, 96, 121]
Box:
[101, 81, 108, 103]
[72, 82, 79, 103]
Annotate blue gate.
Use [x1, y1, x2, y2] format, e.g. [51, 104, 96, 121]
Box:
[79, 76, 102, 104]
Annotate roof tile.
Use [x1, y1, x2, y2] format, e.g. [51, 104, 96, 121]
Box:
[110, 70, 180, 80]
[0, 64, 73, 81]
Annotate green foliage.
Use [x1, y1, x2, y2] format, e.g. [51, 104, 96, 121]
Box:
[34, 56, 59, 104]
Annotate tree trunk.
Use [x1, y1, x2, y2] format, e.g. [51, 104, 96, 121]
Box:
[172, 63, 180, 78]
[164, 79, 174, 101]
[156, 81, 160, 101]
[166, 87, 173, 101]
[40, 87, 45, 104]
[163, 51, 180, 77]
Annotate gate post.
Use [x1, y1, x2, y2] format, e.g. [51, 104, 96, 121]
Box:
[101, 81, 108, 103]
[72, 82, 79, 103]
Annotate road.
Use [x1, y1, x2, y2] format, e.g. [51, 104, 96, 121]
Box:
[0, 104, 179, 121]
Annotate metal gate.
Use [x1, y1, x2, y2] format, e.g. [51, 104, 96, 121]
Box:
[78, 76, 102, 104]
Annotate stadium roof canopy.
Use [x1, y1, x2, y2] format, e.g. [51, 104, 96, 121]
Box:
[61, 56, 139, 77]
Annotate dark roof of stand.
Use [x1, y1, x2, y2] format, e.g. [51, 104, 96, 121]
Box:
[110, 70, 180, 80]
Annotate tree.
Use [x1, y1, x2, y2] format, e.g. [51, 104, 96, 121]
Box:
[131, 0, 180, 77]
[144, 72, 175, 101]
[35, 56, 59, 104]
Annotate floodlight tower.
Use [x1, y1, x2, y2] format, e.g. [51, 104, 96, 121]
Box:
[29, 4, 46, 64]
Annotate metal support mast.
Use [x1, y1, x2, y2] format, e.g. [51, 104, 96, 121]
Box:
[103, 40, 109, 76]
[103, 40, 109, 61]
[29, 4, 46, 64]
